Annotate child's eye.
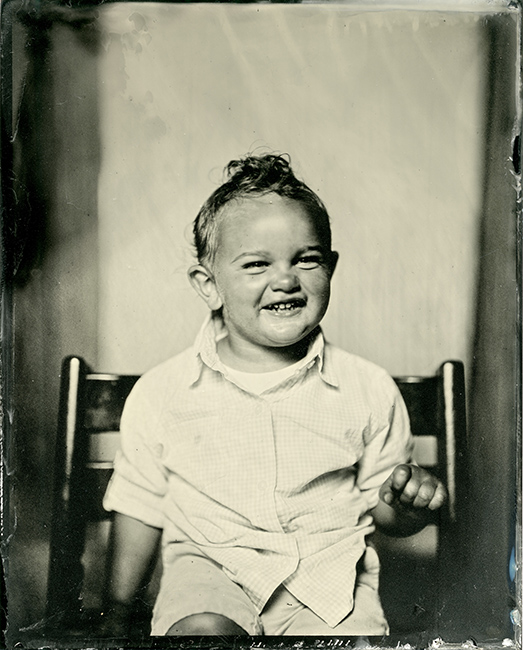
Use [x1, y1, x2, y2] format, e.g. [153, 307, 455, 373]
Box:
[242, 260, 269, 272]
[296, 255, 323, 269]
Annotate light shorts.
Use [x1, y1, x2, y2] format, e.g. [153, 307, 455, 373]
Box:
[151, 542, 389, 636]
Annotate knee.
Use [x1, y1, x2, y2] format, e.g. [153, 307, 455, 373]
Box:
[166, 612, 248, 636]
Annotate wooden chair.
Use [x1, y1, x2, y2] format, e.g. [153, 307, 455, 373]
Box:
[46, 357, 142, 638]
[376, 361, 467, 642]
[45, 356, 467, 641]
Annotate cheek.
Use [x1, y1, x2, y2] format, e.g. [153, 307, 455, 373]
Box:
[237, 276, 268, 298]
[303, 272, 331, 297]
[220, 278, 265, 308]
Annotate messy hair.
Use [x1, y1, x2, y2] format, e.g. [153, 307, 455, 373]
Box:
[193, 154, 332, 266]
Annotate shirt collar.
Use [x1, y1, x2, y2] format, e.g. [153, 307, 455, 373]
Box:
[187, 312, 339, 388]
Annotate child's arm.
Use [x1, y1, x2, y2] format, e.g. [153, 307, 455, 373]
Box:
[371, 464, 447, 537]
[101, 512, 162, 636]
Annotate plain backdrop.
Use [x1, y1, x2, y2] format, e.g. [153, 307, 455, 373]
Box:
[96, 4, 484, 376]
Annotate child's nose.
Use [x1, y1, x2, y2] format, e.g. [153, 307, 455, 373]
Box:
[270, 266, 300, 292]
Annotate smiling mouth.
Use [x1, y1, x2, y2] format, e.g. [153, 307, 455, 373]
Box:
[263, 299, 306, 313]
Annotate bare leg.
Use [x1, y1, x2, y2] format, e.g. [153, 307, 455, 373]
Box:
[166, 612, 249, 636]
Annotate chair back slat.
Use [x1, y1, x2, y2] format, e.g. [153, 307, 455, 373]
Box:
[83, 375, 139, 432]
[411, 436, 437, 467]
[394, 376, 439, 438]
[88, 431, 120, 466]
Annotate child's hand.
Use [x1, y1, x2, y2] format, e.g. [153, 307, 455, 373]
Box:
[373, 464, 447, 536]
[379, 464, 447, 511]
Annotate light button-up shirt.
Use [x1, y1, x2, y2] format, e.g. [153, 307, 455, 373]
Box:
[104, 316, 413, 627]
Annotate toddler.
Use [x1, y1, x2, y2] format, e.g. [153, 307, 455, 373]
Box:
[103, 154, 446, 637]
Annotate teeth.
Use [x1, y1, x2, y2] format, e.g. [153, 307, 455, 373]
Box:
[266, 301, 302, 311]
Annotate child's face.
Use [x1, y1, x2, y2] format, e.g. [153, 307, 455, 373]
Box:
[196, 194, 337, 361]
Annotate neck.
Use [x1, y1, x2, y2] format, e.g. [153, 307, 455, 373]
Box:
[217, 332, 315, 372]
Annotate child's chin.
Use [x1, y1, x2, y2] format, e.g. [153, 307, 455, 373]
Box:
[264, 328, 311, 348]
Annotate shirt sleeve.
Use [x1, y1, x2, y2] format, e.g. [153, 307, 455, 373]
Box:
[356, 372, 414, 511]
[103, 374, 169, 529]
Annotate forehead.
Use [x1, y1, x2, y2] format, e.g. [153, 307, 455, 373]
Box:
[216, 194, 326, 246]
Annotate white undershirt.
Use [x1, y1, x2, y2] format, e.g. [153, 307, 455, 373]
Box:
[222, 358, 305, 395]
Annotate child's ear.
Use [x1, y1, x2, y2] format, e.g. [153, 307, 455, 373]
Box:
[188, 264, 223, 311]
[328, 251, 339, 276]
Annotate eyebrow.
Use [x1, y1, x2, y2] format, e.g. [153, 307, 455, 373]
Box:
[232, 245, 327, 264]
[232, 250, 269, 263]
